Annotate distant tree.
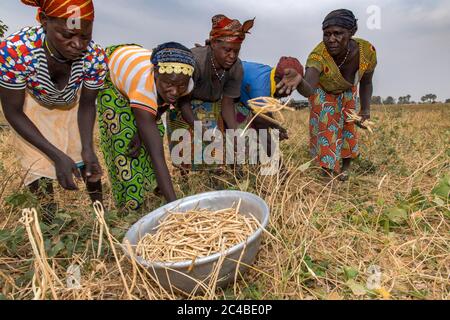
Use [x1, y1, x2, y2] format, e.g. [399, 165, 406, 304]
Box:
[371, 96, 382, 105]
[445, 99, 450, 104]
[398, 94, 412, 105]
[383, 96, 396, 105]
[421, 94, 438, 104]
[430, 94, 437, 103]
[405, 94, 411, 104]
[0, 20, 8, 38]
[420, 96, 427, 104]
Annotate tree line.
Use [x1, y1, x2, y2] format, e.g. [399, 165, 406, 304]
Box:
[371, 94, 450, 105]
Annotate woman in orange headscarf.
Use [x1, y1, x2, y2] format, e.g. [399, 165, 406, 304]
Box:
[0, 0, 107, 222]
[166, 14, 255, 173]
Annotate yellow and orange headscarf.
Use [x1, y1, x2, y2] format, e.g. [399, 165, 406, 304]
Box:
[209, 14, 255, 44]
[21, 0, 95, 21]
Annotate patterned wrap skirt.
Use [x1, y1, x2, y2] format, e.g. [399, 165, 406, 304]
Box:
[309, 86, 359, 173]
[166, 100, 253, 171]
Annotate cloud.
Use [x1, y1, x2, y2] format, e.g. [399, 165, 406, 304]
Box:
[0, 0, 449, 101]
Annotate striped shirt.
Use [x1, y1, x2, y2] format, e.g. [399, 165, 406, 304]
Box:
[0, 26, 108, 107]
[108, 45, 193, 115]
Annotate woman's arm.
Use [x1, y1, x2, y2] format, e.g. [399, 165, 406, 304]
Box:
[297, 78, 315, 98]
[275, 68, 315, 98]
[302, 67, 321, 98]
[0, 87, 81, 189]
[128, 96, 196, 158]
[359, 71, 374, 122]
[132, 107, 177, 202]
[178, 95, 195, 127]
[78, 86, 103, 182]
[221, 95, 238, 130]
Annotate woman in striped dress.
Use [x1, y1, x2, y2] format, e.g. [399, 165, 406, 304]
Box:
[97, 43, 196, 211]
[0, 0, 107, 221]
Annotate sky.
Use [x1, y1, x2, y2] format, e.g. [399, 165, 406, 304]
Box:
[1, 0, 449, 102]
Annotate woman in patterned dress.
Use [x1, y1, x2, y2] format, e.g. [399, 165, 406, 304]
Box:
[166, 14, 255, 171]
[0, 0, 107, 221]
[303, 9, 378, 180]
[96, 43, 196, 211]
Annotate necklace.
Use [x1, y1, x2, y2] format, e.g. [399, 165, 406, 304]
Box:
[211, 55, 225, 81]
[45, 40, 69, 64]
[337, 45, 350, 69]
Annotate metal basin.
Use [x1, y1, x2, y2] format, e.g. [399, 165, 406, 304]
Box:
[122, 190, 270, 294]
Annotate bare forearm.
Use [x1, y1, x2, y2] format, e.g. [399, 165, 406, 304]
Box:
[134, 110, 176, 202]
[221, 98, 237, 130]
[142, 136, 177, 202]
[297, 78, 315, 98]
[359, 82, 373, 114]
[78, 88, 99, 152]
[179, 97, 195, 127]
[302, 67, 320, 98]
[78, 103, 95, 152]
[148, 150, 177, 202]
[222, 111, 237, 129]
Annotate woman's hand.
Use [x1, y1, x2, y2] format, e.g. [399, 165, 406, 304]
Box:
[54, 153, 81, 190]
[81, 149, 103, 183]
[127, 132, 142, 158]
[276, 68, 303, 96]
[359, 111, 371, 123]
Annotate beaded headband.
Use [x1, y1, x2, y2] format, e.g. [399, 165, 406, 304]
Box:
[157, 62, 194, 77]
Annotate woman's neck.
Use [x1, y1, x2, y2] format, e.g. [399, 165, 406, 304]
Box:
[211, 55, 224, 72]
[44, 39, 71, 64]
[333, 39, 356, 67]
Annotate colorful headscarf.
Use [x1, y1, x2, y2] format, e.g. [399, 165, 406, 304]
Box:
[322, 9, 357, 31]
[275, 56, 304, 79]
[209, 14, 255, 43]
[21, 0, 95, 21]
[151, 42, 196, 77]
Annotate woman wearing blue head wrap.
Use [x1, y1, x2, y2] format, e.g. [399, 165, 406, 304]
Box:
[97, 42, 196, 211]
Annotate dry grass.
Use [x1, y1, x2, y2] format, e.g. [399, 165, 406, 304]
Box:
[0, 104, 449, 300]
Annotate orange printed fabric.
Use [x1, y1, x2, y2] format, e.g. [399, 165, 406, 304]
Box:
[209, 14, 255, 43]
[108, 45, 159, 115]
[309, 86, 359, 173]
[21, 0, 95, 21]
